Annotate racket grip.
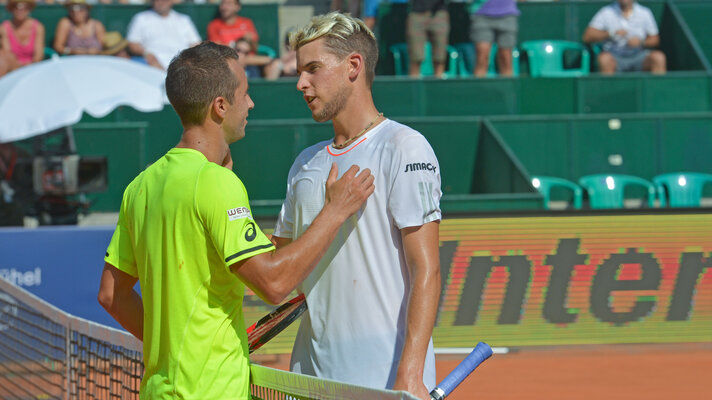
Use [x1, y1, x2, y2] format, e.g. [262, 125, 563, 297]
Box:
[429, 342, 493, 400]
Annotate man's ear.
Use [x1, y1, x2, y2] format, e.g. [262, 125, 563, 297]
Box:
[211, 96, 228, 119]
[347, 52, 364, 82]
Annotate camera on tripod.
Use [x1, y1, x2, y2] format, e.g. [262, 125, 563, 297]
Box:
[1, 128, 108, 226]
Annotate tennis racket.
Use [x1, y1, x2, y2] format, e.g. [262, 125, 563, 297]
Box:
[430, 342, 493, 400]
[246, 293, 307, 354]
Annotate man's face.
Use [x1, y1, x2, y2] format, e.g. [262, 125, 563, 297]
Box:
[295, 39, 353, 123]
[223, 59, 254, 143]
[617, 0, 633, 9]
[219, 0, 240, 20]
[152, 0, 173, 16]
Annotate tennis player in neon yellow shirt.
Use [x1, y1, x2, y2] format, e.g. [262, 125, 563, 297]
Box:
[97, 42, 374, 399]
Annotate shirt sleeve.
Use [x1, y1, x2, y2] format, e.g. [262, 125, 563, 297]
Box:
[273, 166, 297, 240]
[246, 19, 259, 45]
[196, 164, 274, 269]
[644, 9, 659, 36]
[589, 8, 610, 31]
[207, 20, 219, 43]
[363, 0, 380, 18]
[125, 14, 143, 43]
[183, 15, 202, 44]
[388, 134, 442, 229]
[105, 187, 138, 277]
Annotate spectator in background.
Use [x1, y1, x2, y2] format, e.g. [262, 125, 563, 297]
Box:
[279, 29, 297, 77]
[234, 37, 281, 80]
[331, 0, 362, 20]
[101, 31, 130, 59]
[207, 0, 258, 48]
[469, 0, 519, 77]
[1, 0, 45, 68]
[583, 0, 666, 74]
[53, 0, 105, 56]
[126, 0, 201, 70]
[0, 34, 20, 78]
[407, 0, 450, 78]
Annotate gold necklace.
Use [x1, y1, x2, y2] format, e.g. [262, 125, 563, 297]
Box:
[332, 112, 383, 149]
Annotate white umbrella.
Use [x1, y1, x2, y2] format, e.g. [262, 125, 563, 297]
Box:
[0, 55, 169, 143]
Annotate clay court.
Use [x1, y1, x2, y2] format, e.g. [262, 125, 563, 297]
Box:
[254, 342, 712, 399]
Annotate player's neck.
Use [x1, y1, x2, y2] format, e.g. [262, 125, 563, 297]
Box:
[331, 96, 381, 145]
[177, 127, 229, 165]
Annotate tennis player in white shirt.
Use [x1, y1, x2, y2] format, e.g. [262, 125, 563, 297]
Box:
[271, 12, 442, 400]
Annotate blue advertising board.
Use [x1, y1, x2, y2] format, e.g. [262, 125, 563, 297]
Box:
[0, 225, 124, 330]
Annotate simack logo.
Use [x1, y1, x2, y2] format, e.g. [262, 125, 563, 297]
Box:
[0, 268, 42, 287]
[404, 162, 437, 173]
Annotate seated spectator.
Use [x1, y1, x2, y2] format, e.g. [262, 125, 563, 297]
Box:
[0, 0, 45, 67]
[407, 0, 450, 78]
[101, 31, 130, 58]
[126, 0, 201, 70]
[470, 0, 519, 77]
[280, 29, 297, 77]
[583, 0, 666, 74]
[207, 0, 258, 48]
[234, 37, 281, 80]
[0, 35, 20, 78]
[53, 0, 105, 56]
[331, 0, 362, 20]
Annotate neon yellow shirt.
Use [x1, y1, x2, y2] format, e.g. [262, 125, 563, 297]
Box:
[105, 148, 274, 399]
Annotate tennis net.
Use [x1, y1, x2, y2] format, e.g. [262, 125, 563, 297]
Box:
[1, 276, 419, 400]
[0, 276, 143, 399]
[250, 364, 419, 400]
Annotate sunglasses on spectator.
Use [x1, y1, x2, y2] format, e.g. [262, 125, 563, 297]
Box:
[69, 5, 88, 12]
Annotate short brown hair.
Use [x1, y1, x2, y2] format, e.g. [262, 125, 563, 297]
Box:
[165, 42, 240, 126]
[290, 12, 378, 87]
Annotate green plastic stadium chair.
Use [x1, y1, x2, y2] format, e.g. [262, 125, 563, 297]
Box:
[653, 172, 712, 207]
[531, 176, 583, 210]
[257, 44, 277, 59]
[44, 47, 58, 60]
[389, 42, 459, 78]
[521, 40, 590, 77]
[578, 174, 656, 209]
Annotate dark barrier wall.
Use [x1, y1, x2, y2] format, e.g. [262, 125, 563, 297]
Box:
[3, 211, 710, 351]
[68, 113, 712, 213]
[489, 113, 712, 185]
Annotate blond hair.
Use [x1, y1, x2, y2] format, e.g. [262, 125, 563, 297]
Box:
[290, 12, 378, 86]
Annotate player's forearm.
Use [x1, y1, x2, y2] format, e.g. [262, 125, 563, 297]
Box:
[395, 223, 441, 387]
[396, 262, 440, 381]
[644, 35, 660, 48]
[105, 288, 144, 341]
[235, 164, 373, 303]
[235, 205, 350, 304]
[98, 264, 144, 340]
[582, 27, 609, 43]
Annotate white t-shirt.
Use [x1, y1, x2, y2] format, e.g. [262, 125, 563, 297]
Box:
[126, 9, 201, 69]
[274, 119, 441, 390]
[589, 2, 659, 56]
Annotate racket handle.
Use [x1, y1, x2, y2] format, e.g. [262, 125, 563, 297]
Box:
[430, 342, 493, 400]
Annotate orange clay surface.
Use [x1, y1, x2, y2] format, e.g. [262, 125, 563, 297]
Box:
[252, 342, 712, 400]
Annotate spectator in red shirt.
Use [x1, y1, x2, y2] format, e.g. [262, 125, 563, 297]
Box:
[207, 0, 258, 48]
